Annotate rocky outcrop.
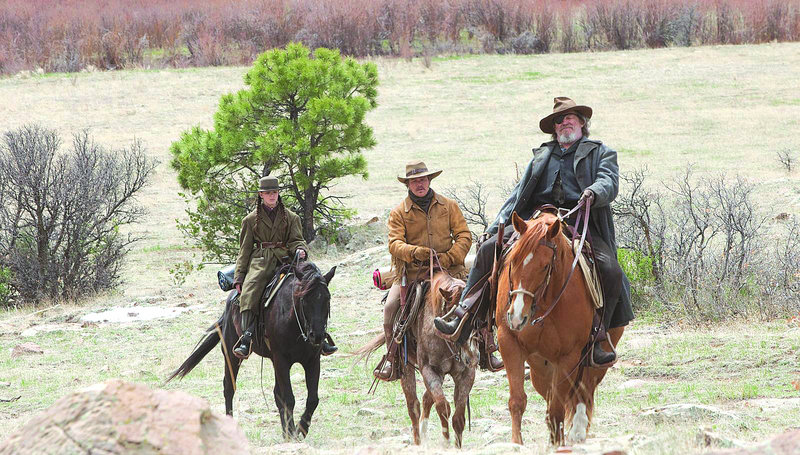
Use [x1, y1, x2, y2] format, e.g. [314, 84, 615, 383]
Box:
[0, 379, 248, 454]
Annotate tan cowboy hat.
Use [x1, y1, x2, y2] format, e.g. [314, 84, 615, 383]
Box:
[397, 160, 442, 184]
[254, 176, 279, 192]
[539, 96, 593, 134]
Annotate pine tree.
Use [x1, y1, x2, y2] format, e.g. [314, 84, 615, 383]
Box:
[170, 43, 378, 261]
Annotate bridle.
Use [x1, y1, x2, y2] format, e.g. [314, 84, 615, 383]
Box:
[291, 277, 330, 346]
[505, 198, 591, 327]
[506, 239, 557, 327]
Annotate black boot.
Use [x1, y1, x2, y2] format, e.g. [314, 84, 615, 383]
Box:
[233, 331, 253, 359]
[434, 278, 487, 340]
[591, 312, 616, 366]
[234, 310, 256, 359]
[591, 343, 616, 366]
[321, 333, 338, 356]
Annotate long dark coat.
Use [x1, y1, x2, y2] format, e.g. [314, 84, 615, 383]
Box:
[488, 137, 633, 328]
[234, 202, 307, 312]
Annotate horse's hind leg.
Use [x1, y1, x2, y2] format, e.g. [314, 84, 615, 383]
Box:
[296, 357, 321, 439]
[400, 362, 422, 445]
[451, 367, 476, 449]
[421, 365, 451, 443]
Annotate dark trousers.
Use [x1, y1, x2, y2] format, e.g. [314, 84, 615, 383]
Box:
[462, 221, 622, 329]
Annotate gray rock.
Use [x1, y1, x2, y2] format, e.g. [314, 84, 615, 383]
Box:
[0, 379, 248, 455]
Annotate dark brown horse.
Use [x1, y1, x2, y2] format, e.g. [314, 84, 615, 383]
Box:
[497, 212, 624, 445]
[356, 272, 478, 447]
[167, 262, 335, 440]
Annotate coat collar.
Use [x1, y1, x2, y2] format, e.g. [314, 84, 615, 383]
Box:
[537, 137, 599, 165]
[404, 189, 444, 212]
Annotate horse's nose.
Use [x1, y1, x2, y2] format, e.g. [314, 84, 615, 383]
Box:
[507, 311, 527, 332]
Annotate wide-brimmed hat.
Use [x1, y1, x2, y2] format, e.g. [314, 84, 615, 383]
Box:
[539, 97, 593, 134]
[254, 176, 279, 192]
[397, 160, 442, 183]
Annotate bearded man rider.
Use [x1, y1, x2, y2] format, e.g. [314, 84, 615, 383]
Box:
[374, 161, 503, 381]
[434, 97, 634, 366]
[232, 176, 337, 359]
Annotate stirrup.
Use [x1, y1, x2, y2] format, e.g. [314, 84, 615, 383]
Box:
[588, 338, 617, 368]
[434, 307, 471, 342]
[233, 334, 253, 360]
[373, 354, 399, 382]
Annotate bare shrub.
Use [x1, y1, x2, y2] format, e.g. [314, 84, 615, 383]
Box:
[0, 125, 157, 306]
[444, 179, 489, 241]
[614, 165, 797, 322]
[777, 149, 795, 172]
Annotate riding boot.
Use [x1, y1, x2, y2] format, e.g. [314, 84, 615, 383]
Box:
[234, 310, 257, 359]
[374, 323, 398, 381]
[478, 325, 504, 371]
[591, 311, 616, 366]
[321, 332, 338, 356]
[434, 273, 489, 340]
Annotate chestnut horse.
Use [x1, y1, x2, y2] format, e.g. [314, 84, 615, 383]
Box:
[497, 211, 624, 445]
[355, 272, 478, 447]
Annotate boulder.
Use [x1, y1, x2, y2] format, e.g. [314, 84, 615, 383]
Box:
[0, 379, 247, 455]
[706, 429, 800, 455]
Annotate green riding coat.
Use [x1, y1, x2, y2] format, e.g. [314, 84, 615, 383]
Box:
[233, 201, 307, 312]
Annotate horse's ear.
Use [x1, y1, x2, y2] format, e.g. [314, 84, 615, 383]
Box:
[324, 266, 336, 284]
[438, 286, 455, 303]
[546, 219, 561, 239]
[511, 211, 527, 234]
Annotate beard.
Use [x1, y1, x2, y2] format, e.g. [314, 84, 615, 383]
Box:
[557, 130, 581, 145]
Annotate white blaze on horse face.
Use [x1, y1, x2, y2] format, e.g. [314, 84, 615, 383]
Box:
[523, 252, 534, 266]
[509, 283, 528, 328]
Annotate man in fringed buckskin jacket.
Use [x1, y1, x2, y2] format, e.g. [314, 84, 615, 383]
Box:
[374, 160, 502, 381]
[435, 97, 634, 366]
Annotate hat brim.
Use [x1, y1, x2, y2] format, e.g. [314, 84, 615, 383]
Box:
[539, 105, 592, 134]
[397, 169, 442, 184]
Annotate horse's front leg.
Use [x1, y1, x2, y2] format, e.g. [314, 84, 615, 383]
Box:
[499, 331, 527, 445]
[420, 365, 451, 443]
[451, 365, 475, 449]
[223, 323, 241, 416]
[400, 361, 422, 445]
[272, 356, 296, 440]
[296, 356, 321, 439]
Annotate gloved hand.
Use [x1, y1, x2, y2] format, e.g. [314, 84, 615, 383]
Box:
[296, 249, 307, 260]
[413, 246, 432, 261]
[580, 189, 595, 204]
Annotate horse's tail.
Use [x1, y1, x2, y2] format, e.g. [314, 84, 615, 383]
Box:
[165, 315, 224, 383]
[351, 333, 385, 365]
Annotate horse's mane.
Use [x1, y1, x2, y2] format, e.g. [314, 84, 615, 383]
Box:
[293, 261, 328, 300]
[427, 272, 464, 317]
[507, 215, 553, 266]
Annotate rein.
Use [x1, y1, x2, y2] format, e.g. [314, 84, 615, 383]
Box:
[508, 198, 592, 326]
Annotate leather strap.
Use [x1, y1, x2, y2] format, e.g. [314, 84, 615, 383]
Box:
[257, 241, 286, 249]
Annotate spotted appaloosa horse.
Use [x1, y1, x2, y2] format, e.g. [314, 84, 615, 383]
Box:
[496, 212, 624, 445]
[356, 271, 478, 447]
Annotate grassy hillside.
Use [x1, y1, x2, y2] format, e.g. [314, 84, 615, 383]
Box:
[1, 43, 800, 454]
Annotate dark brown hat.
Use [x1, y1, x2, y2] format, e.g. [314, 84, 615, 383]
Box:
[397, 160, 442, 184]
[255, 176, 279, 192]
[539, 97, 593, 134]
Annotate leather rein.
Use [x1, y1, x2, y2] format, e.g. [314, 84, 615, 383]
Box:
[506, 198, 592, 327]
